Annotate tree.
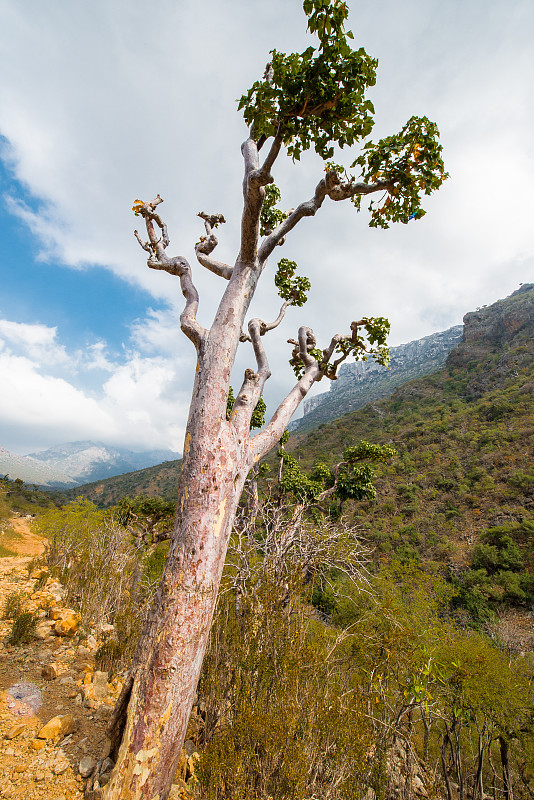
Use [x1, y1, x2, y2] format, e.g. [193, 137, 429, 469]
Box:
[96, 3, 447, 798]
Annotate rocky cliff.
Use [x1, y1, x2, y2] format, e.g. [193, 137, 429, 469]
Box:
[293, 324, 463, 431]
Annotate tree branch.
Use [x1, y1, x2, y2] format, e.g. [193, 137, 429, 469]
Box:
[231, 317, 272, 435]
[195, 212, 233, 280]
[258, 171, 395, 263]
[239, 300, 291, 342]
[239, 130, 283, 265]
[249, 325, 322, 463]
[134, 197, 206, 350]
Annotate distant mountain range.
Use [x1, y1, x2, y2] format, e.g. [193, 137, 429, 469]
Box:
[0, 441, 181, 488]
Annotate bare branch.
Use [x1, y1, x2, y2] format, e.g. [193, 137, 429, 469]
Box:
[249, 324, 322, 462]
[195, 212, 233, 280]
[240, 130, 283, 265]
[231, 317, 272, 435]
[258, 171, 395, 263]
[134, 197, 207, 349]
[261, 300, 291, 333]
[257, 130, 283, 179]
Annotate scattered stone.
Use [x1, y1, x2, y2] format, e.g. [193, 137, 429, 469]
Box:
[37, 713, 78, 740]
[101, 623, 115, 634]
[30, 738, 46, 750]
[78, 756, 97, 778]
[86, 635, 97, 650]
[54, 611, 81, 637]
[77, 645, 91, 657]
[5, 722, 30, 739]
[5, 682, 42, 714]
[53, 759, 70, 775]
[41, 662, 58, 680]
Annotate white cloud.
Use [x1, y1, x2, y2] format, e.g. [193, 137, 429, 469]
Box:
[0, 319, 72, 367]
[0, 316, 188, 454]
[0, 0, 533, 448]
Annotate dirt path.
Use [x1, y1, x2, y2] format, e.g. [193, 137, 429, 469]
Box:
[0, 516, 109, 800]
[9, 517, 46, 557]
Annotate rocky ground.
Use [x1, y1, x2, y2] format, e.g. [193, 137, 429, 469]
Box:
[0, 516, 197, 799]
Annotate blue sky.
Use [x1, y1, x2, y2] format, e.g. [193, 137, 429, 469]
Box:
[0, 0, 532, 455]
[0, 154, 157, 348]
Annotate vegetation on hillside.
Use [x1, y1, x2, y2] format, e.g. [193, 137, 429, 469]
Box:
[34, 493, 534, 799]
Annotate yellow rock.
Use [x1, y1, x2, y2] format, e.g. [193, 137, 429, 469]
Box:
[31, 739, 46, 750]
[37, 714, 77, 740]
[54, 612, 81, 637]
[6, 722, 29, 739]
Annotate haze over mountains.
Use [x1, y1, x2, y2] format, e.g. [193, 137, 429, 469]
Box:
[0, 441, 180, 488]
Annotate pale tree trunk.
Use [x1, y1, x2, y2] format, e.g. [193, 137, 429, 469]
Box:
[91, 128, 393, 799]
[499, 736, 514, 800]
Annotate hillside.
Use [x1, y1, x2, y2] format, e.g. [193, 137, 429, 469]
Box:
[72, 284, 533, 526]
[293, 323, 463, 431]
[63, 458, 182, 507]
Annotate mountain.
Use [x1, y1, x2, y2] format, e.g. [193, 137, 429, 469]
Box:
[26, 441, 181, 485]
[62, 458, 182, 507]
[0, 447, 77, 489]
[292, 323, 464, 431]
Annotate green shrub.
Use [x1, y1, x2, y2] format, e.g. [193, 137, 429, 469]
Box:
[2, 591, 26, 620]
[9, 611, 38, 645]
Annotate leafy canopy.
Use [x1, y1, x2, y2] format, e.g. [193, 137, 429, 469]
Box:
[240, 0, 447, 227]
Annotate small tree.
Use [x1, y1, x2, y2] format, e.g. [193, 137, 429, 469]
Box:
[98, 3, 447, 798]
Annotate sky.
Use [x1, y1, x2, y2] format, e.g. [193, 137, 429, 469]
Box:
[0, 0, 532, 456]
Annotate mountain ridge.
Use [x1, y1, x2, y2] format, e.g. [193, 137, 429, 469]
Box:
[0, 441, 181, 488]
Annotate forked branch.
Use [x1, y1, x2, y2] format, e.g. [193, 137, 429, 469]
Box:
[231, 317, 273, 435]
[195, 212, 233, 280]
[133, 196, 206, 349]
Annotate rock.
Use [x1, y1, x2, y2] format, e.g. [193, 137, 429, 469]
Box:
[101, 757, 115, 773]
[37, 713, 78, 739]
[5, 722, 30, 739]
[101, 623, 115, 634]
[78, 756, 97, 778]
[77, 645, 91, 657]
[54, 612, 81, 637]
[53, 759, 70, 775]
[86, 635, 98, 650]
[186, 752, 200, 780]
[93, 670, 109, 686]
[30, 739, 46, 750]
[183, 739, 195, 756]
[35, 621, 55, 640]
[41, 662, 58, 680]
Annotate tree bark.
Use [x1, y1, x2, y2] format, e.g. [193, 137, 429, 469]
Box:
[500, 736, 514, 800]
[101, 411, 249, 799]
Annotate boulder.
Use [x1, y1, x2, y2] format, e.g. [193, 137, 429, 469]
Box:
[54, 612, 81, 637]
[37, 714, 77, 740]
